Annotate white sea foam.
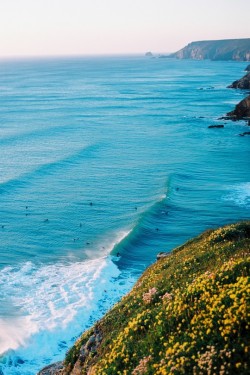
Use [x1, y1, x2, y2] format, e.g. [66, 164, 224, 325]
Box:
[103, 229, 132, 254]
[0, 256, 136, 375]
[84, 229, 132, 259]
[223, 182, 250, 208]
[0, 316, 37, 355]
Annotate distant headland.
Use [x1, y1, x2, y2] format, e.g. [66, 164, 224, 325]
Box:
[161, 38, 250, 61]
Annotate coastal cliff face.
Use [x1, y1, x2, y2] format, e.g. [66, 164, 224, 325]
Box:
[227, 95, 250, 119]
[39, 222, 250, 375]
[228, 72, 250, 89]
[226, 66, 250, 120]
[170, 39, 250, 61]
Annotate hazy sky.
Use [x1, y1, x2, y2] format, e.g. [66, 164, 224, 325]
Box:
[0, 0, 249, 57]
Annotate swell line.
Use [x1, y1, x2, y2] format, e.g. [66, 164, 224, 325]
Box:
[0, 143, 99, 195]
[110, 176, 176, 269]
[0, 124, 78, 147]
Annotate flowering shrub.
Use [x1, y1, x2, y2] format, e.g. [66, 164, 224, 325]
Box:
[161, 292, 173, 301]
[143, 287, 157, 304]
[132, 356, 152, 375]
[65, 222, 250, 375]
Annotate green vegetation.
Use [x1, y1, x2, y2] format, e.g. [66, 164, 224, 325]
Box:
[64, 222, 250, 375]
[169, 39, 250, 61]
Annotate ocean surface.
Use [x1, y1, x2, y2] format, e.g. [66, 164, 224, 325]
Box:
[0, 55, 249, 374]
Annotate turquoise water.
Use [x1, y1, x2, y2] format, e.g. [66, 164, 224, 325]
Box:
[0, 56, 249, 374]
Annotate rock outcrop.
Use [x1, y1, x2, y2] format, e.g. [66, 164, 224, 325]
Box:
[38, 362, 64, 375]
[227, 95, 250, 119]
[228, 72, 250, 89]
[227, 95, 250, 120]
[245, 64, 250, 71]
[239, 131, 250, 136]
[156, 251, 171, 260]
[208, 124, 224, 128]
[226, 65, 250, 121]
[169, 39, 250, 61]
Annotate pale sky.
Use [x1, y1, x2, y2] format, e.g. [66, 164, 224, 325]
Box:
[0, 0, 249, 57]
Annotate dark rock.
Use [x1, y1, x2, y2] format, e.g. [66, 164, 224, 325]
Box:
[227, 95, 250, 119]
[208, 125, 224, 128]
[218, 116, 232, 120]
[228, 72, 250, 89]
[245, 64, 250, 71]
[199, 87, 214, 91]
[69, 328, 102, 374]
[157, 252, 171, 260]
[239, 131, 250, 136]
[38, 361, 64, 375]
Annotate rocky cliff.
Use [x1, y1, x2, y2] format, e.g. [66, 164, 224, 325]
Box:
[169, 39, 250, 61]
[227, 95, 250, 119]
[226, 65, 250, 120]
[228, 72, 250, 89]
[39, 222, 250, 375]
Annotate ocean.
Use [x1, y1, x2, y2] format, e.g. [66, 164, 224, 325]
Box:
[0, 55, 249, 374]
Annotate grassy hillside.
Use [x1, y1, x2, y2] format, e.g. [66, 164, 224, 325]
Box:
[55, 222, 250, 375]
[169, 39, 250, 61]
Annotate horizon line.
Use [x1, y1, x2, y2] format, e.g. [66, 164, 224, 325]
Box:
[0, 51, 173, 61]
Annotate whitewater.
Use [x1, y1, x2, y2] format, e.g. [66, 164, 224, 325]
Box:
[0, 56, 249, 374]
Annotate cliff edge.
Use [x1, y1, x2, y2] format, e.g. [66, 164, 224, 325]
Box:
[226, 65, 250, 121]
[226, 95, 250, 120]
[169, 39, 250, 61]
[39, 221, 250, 375]
[228, 72, 250, 89]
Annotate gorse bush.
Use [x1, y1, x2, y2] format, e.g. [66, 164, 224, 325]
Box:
[64, 222, 250, 375]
